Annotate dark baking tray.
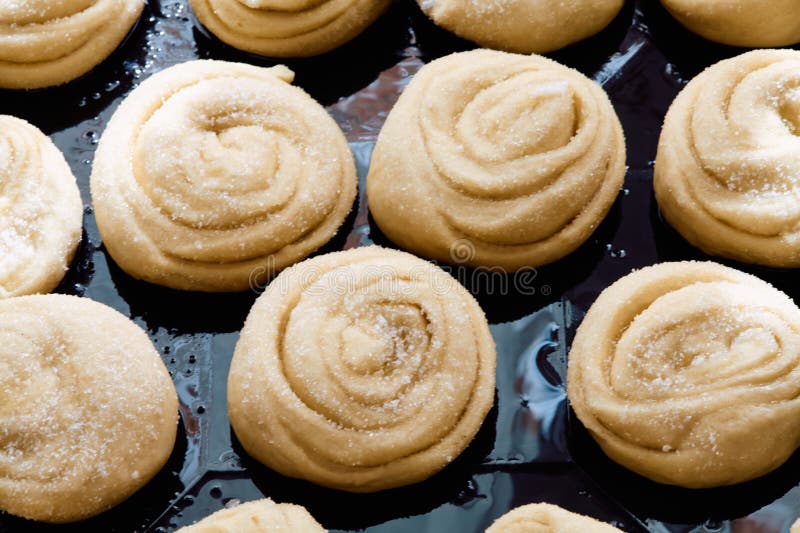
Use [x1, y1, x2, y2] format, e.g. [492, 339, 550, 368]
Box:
[2, 0, 799, 531]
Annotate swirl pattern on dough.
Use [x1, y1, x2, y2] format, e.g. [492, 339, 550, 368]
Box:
[486, 503, 623, 532]
[0, 0, 144, 89]
[91, 60, 357, 292]
[417, 0, 625, 54]
[189, 0, 391, 57]
[177, 499, 325, 532]
[228, 247, 496, 492]
[660, 0, 800, 47]
[0, 116, 83, 299]
[567, 262, 800, 488]
[655, 50, 800, 267]
[0, 295, 178, 523]
[367, 50, 626, 270]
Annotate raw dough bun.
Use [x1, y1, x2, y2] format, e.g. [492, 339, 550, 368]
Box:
[0, 0, 144, 89]
[228, 246, 496, 492]
[659, 0, 800, 47]
[177, 499, 324, 532]
[0, 116, 83, 299]
[792, 519, 800, 533]
[91, 60, 357, 292]
[416, 0, 625, 53]
[655, 50, 800, 267]
[486, 503, 623, 532]
[367, 50, 626, 270]
[189, 0, 392, 57]
[0, 294, 178, 523]
[567, 261, 800, 488]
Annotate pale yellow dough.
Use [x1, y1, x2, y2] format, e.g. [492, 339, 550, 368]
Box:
[416, 0, 624, 53]
[656, 50, 800, 268]
[177, 499, 325, 532]
[792, 519, 800, 533]
[228, 246, 496, 492]
[0, 294, 178, 523]
[486, 503, 623, 532]
[0, 116, 83, 299]
[567, 261, 800, 488]
[367, 50, 626, 270]
[189, 0, 392, 57]
[91, 60, 357, 292]
[0, 0, 144, 89]
[660, 0, 800, 47]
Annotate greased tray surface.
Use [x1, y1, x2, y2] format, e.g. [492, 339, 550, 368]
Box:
[2, 1, 800, 532]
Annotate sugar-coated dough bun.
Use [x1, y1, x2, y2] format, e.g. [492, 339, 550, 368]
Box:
[416, 0, 624, 53]
[0, 294, 178, 523]
[660, 0, 800, 47]
[568, 262, 800, 488]
[91, 60, 357, 292]
[486, 503, 623, 532]
[0, 0, 144, 89]
[228, 247, 496, 492]
[177, 499, 325, 532]
[0, 116, 83, 299]
[367, 50, 626, 270]
[656, 50, 800, 268]
[190, 0, 392, 57]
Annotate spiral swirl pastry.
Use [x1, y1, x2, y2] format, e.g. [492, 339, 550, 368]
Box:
[0, 295, 178, 523]
[189, 0, 391, 57]
[660, 0, 800, 47]
[0, 0, 143, 89]
[367, 50, 626, 271]
[655, 50, 800, 268]
[91, 60, 357, 292]
[228, 247, 496, 492]
[0, 116, 83, 299]
[486, 503, 623, 532]
[416, 0, 624, 54]
[177, 499, 325, 532]
[567, 261, 800, 488]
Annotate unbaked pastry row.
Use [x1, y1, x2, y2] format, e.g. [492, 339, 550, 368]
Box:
[0, 245, 620, 532]
[3, 52, 625, 295]
[9, 254, 800, 528]
[0, 0, 392, 89]
[0, 247, 634, 529]
[3, 1, 798, 89]
[417, 0, 800, 51]
[0, 247, 495, 524]
[9, 47, 800, 299]
[369, 47, 800, 270]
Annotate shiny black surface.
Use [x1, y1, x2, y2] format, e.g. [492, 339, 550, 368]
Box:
[1, 1, 799, 531]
